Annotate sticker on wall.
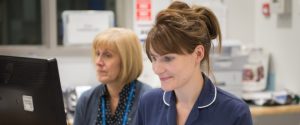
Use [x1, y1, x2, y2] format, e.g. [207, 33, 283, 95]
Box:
[23, 95, 34, 112]
[262, 3, 270, 17]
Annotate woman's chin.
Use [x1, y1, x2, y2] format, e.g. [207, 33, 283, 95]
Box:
[98, 77, 109, 84]
[160, 84, 174, 92]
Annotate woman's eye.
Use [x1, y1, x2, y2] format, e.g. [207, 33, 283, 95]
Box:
[103, 53, 112, 58]
[95, 52, 100, 56]
[163, 56, 174, 62]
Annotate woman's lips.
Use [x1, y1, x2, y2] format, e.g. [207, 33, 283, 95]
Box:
[97, 70, 107, 74]
[160, 76, 172, 82]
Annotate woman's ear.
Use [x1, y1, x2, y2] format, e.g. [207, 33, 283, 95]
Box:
[193, 45, 205, 63]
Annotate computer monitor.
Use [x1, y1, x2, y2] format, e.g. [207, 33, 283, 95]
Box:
[0, 55, 66, 125]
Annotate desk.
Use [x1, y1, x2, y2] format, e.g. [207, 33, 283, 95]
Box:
[67, 105, 300, 125]
[250, 105, 300, 116]
[250, 105, 300, 125]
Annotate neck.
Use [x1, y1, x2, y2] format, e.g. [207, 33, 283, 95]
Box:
[106, 81, 125, 114]
[106, 81, 125, 99]
[175, 72, 204, 107]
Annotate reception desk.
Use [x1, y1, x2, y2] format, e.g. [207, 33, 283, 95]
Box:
[250, 105, 300, 116]
[67, 105, 300, 125]
[250, 105, 300, 125]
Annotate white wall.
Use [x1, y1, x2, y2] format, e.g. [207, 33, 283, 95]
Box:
[254, 0, 300, 94]
[222, 0, 300, 94]
[55, 56, 98, 88]
[224, 0, 255, 44]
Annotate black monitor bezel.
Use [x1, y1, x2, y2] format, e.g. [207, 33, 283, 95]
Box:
[0, 55, 66, 125]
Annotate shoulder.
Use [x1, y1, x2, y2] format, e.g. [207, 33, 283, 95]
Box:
[142, 88, 163, 97]
[216, 88, 253, 124]
[79, 85, 103, 98]
[137, 88, 165, 115]
[77, 84, 104, 106]
[216, 87, 248, 107]
[139, 88, 164, 104]
[215, 87, 252, 118]
[74, 85, 104, 125]
[136, 80, 152, 93]
[134, 89, 163, 125]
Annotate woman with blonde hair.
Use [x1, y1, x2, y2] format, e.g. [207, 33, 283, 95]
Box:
[74, 28, 151, 125]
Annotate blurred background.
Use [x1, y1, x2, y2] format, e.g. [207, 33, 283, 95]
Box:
[1, 0, 300, 124]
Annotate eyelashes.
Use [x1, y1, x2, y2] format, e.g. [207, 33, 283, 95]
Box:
[162, 56, 174, 62]
[96, 50, 113, 59]
[150, 55, 175, 63]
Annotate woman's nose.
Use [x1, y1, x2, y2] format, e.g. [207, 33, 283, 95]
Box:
[96, 57, 105, 66]
[152, 61, 164, 75]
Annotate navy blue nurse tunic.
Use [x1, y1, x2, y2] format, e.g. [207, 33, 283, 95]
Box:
[135, 74, 253, 125]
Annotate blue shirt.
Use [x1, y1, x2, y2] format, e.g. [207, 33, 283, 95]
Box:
[135, 75, 253, 125]
[74, 80, 151, 125]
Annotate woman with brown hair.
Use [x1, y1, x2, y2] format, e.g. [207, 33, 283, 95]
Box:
[135, 1, 252, 125]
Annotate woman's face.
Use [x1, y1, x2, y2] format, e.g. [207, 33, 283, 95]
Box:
[150, 47, 199, 91]
[95, 47, 121, 84]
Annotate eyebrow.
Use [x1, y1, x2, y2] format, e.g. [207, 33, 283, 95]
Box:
[149, 52, 160, 57]
[103, 49, 112, 53]
[98, 48, 115, 53]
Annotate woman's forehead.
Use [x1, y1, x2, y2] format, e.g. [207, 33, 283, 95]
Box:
[95, 41, 117, 50]
[149, 42, 188, 56]
[96, 46, 118, 54]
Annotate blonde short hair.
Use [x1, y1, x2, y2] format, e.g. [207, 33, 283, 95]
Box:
[92, 28, 143, 84]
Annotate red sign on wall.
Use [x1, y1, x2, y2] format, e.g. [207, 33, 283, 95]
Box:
[136, 0, 151, 21]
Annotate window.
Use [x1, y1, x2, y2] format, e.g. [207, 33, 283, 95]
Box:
[0, 0, 41, 45]
[0, 0, 122, 56]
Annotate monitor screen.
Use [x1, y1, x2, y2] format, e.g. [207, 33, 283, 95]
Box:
[0, 55, 66, 125]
